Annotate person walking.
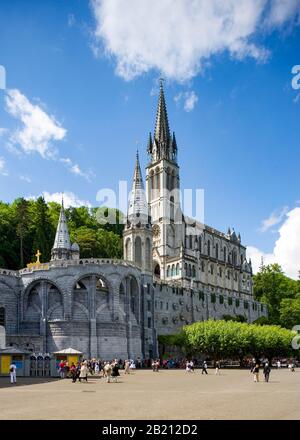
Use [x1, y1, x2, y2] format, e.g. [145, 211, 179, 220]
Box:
[9, 362, 17, 384]
[215, 361, 220, 375]
[104, 362, 112, 383]
[202, 361, 208, 375]
[253, 363, 260, 382]
[263, 362, 271, 382]
[111, 362, 120, 383]
[124, 360, 130, 374]
[79, 361, 88, 382]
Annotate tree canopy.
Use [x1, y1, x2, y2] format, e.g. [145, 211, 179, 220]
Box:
[253, 263, 300, 328]
[0, 197, 124, 269]
[162, 320, 296, 362]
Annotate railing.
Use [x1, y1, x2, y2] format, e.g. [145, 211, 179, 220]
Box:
[0, 268, 19, 277]
[18, 258, 141, 274]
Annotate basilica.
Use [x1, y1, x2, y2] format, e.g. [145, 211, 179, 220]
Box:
[0, 83, 267, 360]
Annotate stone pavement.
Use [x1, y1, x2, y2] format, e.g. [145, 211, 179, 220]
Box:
[0, 369, 299, 419]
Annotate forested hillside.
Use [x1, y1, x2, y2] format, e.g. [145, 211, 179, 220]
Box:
[0, 197, 124, 270]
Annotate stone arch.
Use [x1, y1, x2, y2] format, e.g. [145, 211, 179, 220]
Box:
[23, 279, 64, 322]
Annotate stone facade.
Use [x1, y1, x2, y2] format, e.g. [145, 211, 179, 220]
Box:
[0, 83, 267, 360]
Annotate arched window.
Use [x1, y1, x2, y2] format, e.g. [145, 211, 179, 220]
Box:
[192, 266, 196, 278]
[199, 236, 202, 253]
[189, 235, 193, 249]
[125, 237, 132, 261]
[207, 240, 211, 257]
[176, 263, 180, 275]
[0, 307, 5, 327]
[224, 247, 227, 262]
[201, 261, 205, 272]
[134, 236, 142, 265]
[145, 238, 151, 268]
[215, 243, 219, 259]
[211, 264, 214, 275]
[184, 262, 188, 275]
[171, 264, 175, 277]
[219, 267, 222, 277]
[167, 266, 170, 277]
[188, 264, 191, 277]
[154, 263, 160, 278]
[170, 196, 174, 221]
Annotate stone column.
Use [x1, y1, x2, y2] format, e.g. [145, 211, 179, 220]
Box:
[38, 281, 48, 353]
[89, 276, 97, 358]
[125, 277, 132, 359]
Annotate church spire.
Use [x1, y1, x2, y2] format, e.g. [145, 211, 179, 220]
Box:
[51, 198, 72, 260]
[148, 79, 176, 163]
[127, 151, 149, 225]
[154, 79, 171, 146]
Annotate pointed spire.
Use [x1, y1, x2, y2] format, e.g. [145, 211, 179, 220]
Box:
[52, 199, 71, 252]
[128, 151, 149, 224]
[147, 132, 153, 154]
[154, 79, 171, 146]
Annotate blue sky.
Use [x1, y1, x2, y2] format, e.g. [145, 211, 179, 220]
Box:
[0, 0, 300, 277]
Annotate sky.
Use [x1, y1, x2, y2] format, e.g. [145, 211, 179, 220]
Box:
[0, 0, 300, 278]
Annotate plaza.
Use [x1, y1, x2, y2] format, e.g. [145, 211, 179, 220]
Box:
[0, 369, 299, 420]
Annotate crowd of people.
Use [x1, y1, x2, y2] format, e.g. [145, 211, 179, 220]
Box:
[7, 356, 298, 384]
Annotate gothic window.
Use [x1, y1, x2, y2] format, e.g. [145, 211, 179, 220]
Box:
[201, 261, 205, 272]
[148, 317, 152, 328]
[176, 263, 180, 275]
[134, 236, 142, 265]
[189, 235, 193, 249]
[219, 267, 222, 277]
[154, 263, 160, 278]
[145, 238, 151, 268]
[215, 243, 219, 259]
[184, 262, 188, 275]
[0, 307, 5, 327]
[192, 266, 196, 278]
[211, 264, 214, 275]
[171, 265, 175, 276]
[125, 237, 132, 261]
[170, 196, 174, 221]
[207, 240, 211, 257]
[167, 266, 170, 277]
[188, 264, 191, 277]
[199, 236, 202, 252]
[223, 247, 227, 262]
[227, 270, 230, 279]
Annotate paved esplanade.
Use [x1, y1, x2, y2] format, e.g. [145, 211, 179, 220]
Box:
[0, 369, 299, 420]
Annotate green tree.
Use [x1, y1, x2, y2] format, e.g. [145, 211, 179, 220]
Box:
[279, 296, 300, 329]
[13, 198, 30, 268]
[253, 263, 298, 324]
[32, 197, 54, 262]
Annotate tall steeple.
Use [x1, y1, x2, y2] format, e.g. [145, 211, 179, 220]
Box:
[154, 79, 171, 146]
[127, 150, 149, 225]
[51, 197, 79, 261]
[148, 80, 177, 163]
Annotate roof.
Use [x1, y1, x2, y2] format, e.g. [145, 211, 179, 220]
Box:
[52, 200, 71, 251]
[0, 347, 31, 354]
[53, 347, 82, 354]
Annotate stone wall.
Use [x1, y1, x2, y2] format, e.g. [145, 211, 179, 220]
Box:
[154, 281, 267, 336]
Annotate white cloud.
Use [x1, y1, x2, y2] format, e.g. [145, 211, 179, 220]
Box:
[0, 127, 8, 136]
[60, 157, 95, 182]
[5, 88, 66, 159]
[259, 206, 289, 232]
[248, 206, 300, 279]
[19, 175, 31, 183]
[68, 13, 76, 27]
[91, 0, 300, 82]
[0, 157, 8, 176]
[28, 191, 91, 208]
[174, 91, 198, 112]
